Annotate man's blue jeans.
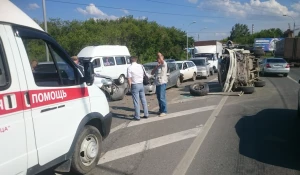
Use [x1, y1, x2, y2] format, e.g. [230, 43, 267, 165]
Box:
[131, 83, 149, 119]
[156, 83, 167, 113]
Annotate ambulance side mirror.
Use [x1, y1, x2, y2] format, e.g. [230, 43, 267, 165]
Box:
[82, 59, 94, 86]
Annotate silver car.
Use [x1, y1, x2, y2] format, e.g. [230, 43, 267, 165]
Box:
[143, 61, 181, 95]
[190, 57, 211, 79]
[259, 58, 290, 77]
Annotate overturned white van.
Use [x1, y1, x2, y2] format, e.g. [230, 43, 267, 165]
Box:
[77, 45, 131, 85]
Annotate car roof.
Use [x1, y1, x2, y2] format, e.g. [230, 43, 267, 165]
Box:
[144, 62, 157, 65]
[0, 1, 43, 32]
[38, 62, 67, 65]
[190, 57, 207, 60]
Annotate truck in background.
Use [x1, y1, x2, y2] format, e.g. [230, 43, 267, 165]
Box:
[274, 38, 300, 66]
[193, 40, 223, 73]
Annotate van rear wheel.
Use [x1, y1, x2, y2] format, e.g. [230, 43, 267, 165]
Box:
[71, 125, 102, 174]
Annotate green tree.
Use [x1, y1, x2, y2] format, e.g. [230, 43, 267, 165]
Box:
[229, 23, 250, 41]
[298, 31, 300, 37]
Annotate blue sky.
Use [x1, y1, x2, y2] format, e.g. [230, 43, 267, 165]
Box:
[11, 0, 300, 40]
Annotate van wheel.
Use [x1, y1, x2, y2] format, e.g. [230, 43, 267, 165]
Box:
[117, 75, 125, 85]
[71, 125, 102, 174]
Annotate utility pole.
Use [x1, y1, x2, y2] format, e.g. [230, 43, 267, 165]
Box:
[252, 24, 254, 35]
[42, 0, 49, 61]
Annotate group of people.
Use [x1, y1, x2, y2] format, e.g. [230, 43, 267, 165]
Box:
[127, 52, 168, 120]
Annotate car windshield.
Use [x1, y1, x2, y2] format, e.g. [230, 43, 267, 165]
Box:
[195, 53, 213, 60]
[266, 59, 286, 63]
[144, 64, 156, 71]
[191, 59, 205, 66]
[176, 63, 182, 69]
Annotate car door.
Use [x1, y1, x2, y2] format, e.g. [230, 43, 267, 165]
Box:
[166, 63, 176, 88]
[183, 62, 191, 80]
[14, 26, 90, 166]
[0, 25, 28, 175]
[102, 57, 117, 79]
[92, 57, 101, 75]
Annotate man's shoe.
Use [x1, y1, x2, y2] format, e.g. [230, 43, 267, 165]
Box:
[142, 116, 148, 119]
[132, 117, 140, 121]
[159, 113, 166, 117]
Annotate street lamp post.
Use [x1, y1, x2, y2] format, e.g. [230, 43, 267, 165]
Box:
[186, 21, 196, 60]
[197, 27, 208, 41]
[283, 14, 295, 37]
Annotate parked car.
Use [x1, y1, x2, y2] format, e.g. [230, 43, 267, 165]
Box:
[175, 61, 197, 81]
[190, 57, 211, 79]
[259, 58, 290, 77]
[143, 62, 181, 94]
[77, 45, 131, 85]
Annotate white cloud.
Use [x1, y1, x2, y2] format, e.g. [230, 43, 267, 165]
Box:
[198, 0, 298, 20]
[292, 2, 300, 11]
[188, 0, 198, 4]
[27, 3, 40, 10]
[121, 9, 129, 14]
[77, 4, 118, 20]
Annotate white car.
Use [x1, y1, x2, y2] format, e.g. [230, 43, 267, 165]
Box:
[175, 61, 197, 81]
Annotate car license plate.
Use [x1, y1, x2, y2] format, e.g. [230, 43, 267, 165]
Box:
[273, 65, 282, 67]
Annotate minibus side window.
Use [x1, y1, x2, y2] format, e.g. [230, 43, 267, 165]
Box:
[102, 57, 115, 66]
[115, 57, 126, 65]
[92, 59, 101, 68]
[0, 39, 10, 90]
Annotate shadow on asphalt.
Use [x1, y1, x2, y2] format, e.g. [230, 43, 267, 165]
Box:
[87, 165, 131, 175]
[235, 108, 300, 170]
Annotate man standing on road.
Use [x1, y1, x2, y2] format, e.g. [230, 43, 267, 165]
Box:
[127, 56, 149, 121]
[151, 52, 168, 117]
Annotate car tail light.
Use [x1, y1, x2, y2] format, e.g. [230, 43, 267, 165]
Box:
[266, 64, 271, 68]
[285, 64, 290, 68]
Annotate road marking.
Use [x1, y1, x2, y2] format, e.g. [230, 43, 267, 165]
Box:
[287, 76, 298, 84]
[110, 105, 216, 134]
[110, 77, 219, 134]
[172, 96, 228, 175]
[110, 122, 128, 134]
[99, 126, 203, 164]
[127, 105, 216, 127]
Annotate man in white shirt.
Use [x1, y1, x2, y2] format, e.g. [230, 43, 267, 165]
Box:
[127, 56, 149, 120]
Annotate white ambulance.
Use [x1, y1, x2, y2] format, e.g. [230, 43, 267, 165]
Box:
[0, 1, 112, 175]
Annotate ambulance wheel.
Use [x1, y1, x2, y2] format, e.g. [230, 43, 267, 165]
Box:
[71, 125, 102, 174]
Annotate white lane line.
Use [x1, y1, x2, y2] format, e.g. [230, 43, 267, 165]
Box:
[110, 122, 128, 134]
[172, 96, 228, 175]
[99, 126, 203, 164]
[127, 105, 216, 127]
[287, 76, 298, 84]
[110, 105, 216, 134]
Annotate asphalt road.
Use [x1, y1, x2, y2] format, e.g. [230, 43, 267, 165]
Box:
[48, 69, 300, 175]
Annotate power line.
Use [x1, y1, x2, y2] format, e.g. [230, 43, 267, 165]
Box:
[144, 0, 286, 18]
[46, 0, 234, 19]
[45, 0, 285, 21]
